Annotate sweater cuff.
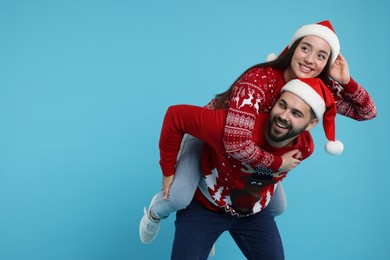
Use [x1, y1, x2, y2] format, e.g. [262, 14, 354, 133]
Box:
[162, 171, 175, 177]
[160, 162, 176, 177]
[341, 77, 358, 93]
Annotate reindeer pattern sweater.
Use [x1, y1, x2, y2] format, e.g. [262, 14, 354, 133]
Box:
[217, 67, 377, 172]
[159, 66, 377, 216]
[159, 105, 314, 217]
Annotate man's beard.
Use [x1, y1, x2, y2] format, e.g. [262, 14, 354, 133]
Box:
[266, 116, 308, 143]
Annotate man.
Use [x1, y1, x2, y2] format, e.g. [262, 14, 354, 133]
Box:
[158, 78, 343, 259]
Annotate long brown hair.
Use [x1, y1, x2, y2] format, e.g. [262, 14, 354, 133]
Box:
[214, 37, 333, 109]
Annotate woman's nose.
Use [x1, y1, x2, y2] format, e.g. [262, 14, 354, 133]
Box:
[304, 52, 315, 63]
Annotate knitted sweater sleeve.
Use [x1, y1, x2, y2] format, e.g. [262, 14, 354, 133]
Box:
[328, 77, 377, 120]
[223, 68, 283, 172]
[159, 104, 226, 176]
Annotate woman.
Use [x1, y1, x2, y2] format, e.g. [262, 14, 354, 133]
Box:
[139, 20, 377, 247]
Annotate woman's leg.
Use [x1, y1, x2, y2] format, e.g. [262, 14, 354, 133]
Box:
[151, 135, 203, 219]
[267, 181, 287, 217]
[140, 135, 203, 244]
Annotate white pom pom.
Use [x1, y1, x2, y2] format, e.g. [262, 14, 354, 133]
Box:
[325, 140, 344, 155]
[266, 52, 277, 62]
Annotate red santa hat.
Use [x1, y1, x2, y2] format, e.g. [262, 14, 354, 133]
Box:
[266, 20, 340, 64]
[281, 78, 344, 155]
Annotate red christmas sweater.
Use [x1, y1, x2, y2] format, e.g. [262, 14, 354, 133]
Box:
[159, 105, 314, 217]
[213, 67, 377, 172]
[159, 66, 377, 216]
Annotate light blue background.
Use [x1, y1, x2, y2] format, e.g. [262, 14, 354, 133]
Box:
[1, 1, 389, 259]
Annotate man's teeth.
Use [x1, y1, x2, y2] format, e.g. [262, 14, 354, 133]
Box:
[276, 121, 288, 129]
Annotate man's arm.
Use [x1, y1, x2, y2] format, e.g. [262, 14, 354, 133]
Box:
[159, 104, 227, 176]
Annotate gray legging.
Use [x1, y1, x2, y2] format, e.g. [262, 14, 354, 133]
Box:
[151, 135, 286, 219]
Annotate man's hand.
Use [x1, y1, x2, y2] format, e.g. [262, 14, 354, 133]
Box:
[278, 149, 302, 172]
[162, 174, 174, 200]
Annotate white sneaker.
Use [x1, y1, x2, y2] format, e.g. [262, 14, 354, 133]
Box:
[208, 243, 216, 257]
[139, 194, 160, 244]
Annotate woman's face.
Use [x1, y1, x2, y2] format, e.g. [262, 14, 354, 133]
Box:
[288, 35, 331, 79]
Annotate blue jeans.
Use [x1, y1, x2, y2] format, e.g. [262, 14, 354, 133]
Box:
[171, 199, 284, 260]
[151, 135, 203, 219]
[151, 135, 287, 220]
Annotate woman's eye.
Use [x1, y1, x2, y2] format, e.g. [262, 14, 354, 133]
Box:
[318, 54, 326, 61]
[301, 46, 309, 52]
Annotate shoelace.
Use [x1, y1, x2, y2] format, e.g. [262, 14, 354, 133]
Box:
[143, 208, 159, 233]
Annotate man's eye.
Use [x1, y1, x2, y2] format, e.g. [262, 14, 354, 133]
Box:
[293, 112, 302, 118]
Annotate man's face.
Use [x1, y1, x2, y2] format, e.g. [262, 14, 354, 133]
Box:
[266, 91, 317, 143]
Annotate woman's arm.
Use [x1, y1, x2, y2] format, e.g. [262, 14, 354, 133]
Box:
[328, 53, 377, 120]
[222, 67, 285, 172]
[329, 78, 377, 120]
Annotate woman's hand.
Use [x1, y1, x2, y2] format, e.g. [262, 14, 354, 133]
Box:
[278, 149, 302, 172]
[329, 53, 350, 84]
